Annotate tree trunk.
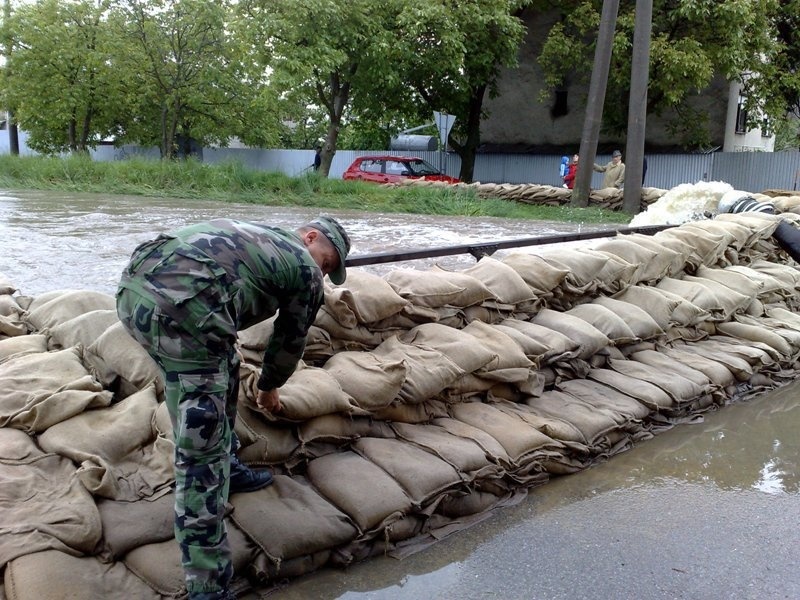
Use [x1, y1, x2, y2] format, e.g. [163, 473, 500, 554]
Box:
[454, 85, 486, 183]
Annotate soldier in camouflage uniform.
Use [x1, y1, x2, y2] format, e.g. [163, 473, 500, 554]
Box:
[116, 216, 350, 600]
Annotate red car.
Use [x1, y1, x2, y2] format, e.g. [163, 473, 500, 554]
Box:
[342, 155, 459, 184]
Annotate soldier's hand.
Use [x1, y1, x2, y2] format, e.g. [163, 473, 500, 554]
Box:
[256, 388, 281, 413]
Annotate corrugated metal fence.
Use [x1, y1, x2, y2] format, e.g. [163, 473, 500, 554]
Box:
[2, 129, 799, 192]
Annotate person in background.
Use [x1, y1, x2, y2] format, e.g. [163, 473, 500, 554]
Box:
[116, 216, 351, 600]
[593, 149, 625, 189]
[563, 153, 579, 189]
[313, 145, 322, 171]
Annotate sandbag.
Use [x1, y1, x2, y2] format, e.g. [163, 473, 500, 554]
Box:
[500, 252, 570, 294]
[0, 334, 47, 363]
[322, 351, 407, 412]
[23, 290, 116, 332]
[0, 346, 112, 432]
[37, 383, 174, 501]
[0, 429, 102, 566]
[460, 256, 536, 305]
[4, 550, 161, 600]
[46, 309, 119, 351]
[230, 475, 357, 563]
[399, 322, 497, 373]
[591, 296, 665, 340]
[383, 268, 468, 308]
[96, 493, 175, 559]
[532, 308, 611, 359]
[565, 303, 639, 345]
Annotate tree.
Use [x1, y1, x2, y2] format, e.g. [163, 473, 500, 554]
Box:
[110, 0, 269, 158]
[381, 0, 530, 182]
[3, 0, 122, 154]
[241, 0, 401, 175]
[539, 0, 781, 149]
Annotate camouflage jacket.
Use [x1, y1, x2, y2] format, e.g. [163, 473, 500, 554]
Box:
[118, 219, 324, 391]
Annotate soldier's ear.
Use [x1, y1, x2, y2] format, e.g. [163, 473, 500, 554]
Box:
[301, 229, 319, 247]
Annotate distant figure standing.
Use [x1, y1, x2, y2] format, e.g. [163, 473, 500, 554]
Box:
[313, 146, 322, 171]
[563, 154, 579, 189]
[593, 149, 625, 189]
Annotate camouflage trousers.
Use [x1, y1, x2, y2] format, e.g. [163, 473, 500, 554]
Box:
[117, 287, 239, 599]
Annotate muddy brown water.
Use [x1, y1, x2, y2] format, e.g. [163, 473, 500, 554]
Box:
[2, 189, 799, 599]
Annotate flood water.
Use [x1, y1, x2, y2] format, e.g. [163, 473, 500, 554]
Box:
[2, 189, 799, 599]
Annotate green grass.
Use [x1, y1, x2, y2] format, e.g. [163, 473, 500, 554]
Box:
[0, 154, 630, 225]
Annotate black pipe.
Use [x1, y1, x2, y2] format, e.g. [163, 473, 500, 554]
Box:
[345, 224, 674, 267]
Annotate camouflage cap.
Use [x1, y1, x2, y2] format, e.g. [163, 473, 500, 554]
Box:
[307, 216, 351, 284]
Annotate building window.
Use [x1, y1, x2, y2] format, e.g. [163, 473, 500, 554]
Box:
[735, 95, 748, 134]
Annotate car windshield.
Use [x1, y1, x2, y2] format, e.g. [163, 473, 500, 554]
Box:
[405, 159, 440, 176]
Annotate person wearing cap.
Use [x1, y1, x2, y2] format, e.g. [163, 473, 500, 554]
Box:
[115, 216, 350, 600]
[593, 149, 626, 189]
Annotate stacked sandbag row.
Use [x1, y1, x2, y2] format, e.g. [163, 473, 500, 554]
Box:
[3, 211, 800, 599]
[393, 178, 668, 211]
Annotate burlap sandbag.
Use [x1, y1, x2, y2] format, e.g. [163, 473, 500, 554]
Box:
[297, 413, 395, 445]
[524, 389, 622, 445]
[326, 269, 411, 324]
[322, 351, 407, 412]
[715, 321, 794, 361]
[432, 417, 512, 467]
[587, 367, 676, 411]
[498, 318, 580, 363]
[46, 308, 119, 351]
[0, 428, 102, 567]
[460, 256, 536, 305]
[680, 274, 753, 318]
[354, 437, 462, 505]
[399, 322, 496, 373]
[673, 340, 755, 381]
[531, 247, 609, 292]
[383, 268, 468, 308]
[0, 273, 17, 295]
[659, 345, 736, 387]
[230, 474, 357, 563]
[611, 285, 679, 330]
[373, 335, 464, 404]
[728, 265, 795, 302]
[749, 260, 800, 291]
[313, 307, 385, 348]
[37, 382, 174, 501]
[461, 320, 534, 372]
[591, 296, 665, 340]
[124, 522, 256, 598]
[656, 277, 739, 320]
[593, 237, 666, 284]
[234, 403, 301, 465]
[4, 550, 161, 600]
[0, 346, 112, 432]
[604, 357, 706, 406]
[0, 334, 47, 363]
[657, 227, 728, 267]
[692, 265, 762, 301]
[557, 378, 651, 420]
[491, 398, 587, 445]
[715, 212, 780, 242]
[427, 265, 497, 307]
[0, 313, 27, 337]
[97, 493, 175, 559]
[532, 308, 611, 359]
[500, 252, 570, 294]
[628, 349, 713, 388]
[23, 290, 116, 332]
[239, 361, 356, 422]
[391, 422, 500, 479]
[369, 398, 450, 424]
[236, 315, 276, 352]
[306, 451, 414, 534]
[626, 232, 693, 276]
[587, 249, 640, 293]
[83, 321, 162, 399]
[565, 303, 639, 345]
[449, 402, 561, 466]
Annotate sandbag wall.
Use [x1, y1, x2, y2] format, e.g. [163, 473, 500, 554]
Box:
[3, 211, 800, 599]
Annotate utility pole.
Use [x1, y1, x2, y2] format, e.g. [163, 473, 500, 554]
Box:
[622, 0, 653, 214]
[3, 0, 19, 155]
[571, 0, 620, 207]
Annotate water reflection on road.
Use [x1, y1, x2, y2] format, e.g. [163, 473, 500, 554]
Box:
[2, 188, 799, 599]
